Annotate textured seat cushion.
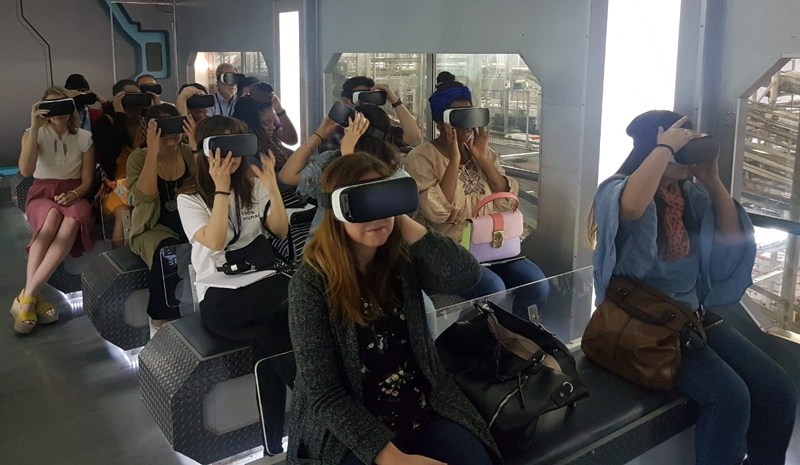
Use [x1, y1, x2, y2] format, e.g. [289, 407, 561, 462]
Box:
[107, 246, 148, 272]
[171, 312, 250, 359]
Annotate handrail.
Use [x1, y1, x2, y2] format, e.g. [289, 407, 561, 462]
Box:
[501, 165, 540, 182]
[748, 212, 800, 236]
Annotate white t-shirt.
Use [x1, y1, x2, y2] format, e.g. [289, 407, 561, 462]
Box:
[30, 125, 93, 180]
[177, 179, 273, 301]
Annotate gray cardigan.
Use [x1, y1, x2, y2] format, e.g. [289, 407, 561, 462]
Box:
[287, 231, 502, 465]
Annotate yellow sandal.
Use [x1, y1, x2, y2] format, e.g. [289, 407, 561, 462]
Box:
[36, 295, 58, 325]
[10, 290, 37, 335]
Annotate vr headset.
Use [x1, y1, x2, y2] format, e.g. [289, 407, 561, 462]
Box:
[256, 82, 273, 93]
[327, 101, 390, 140]
[155, 116, 186, 136]
[122, 93, 153, 108]
[187, 94, 215, 109]
[72, 92, 98, 107]
[139, 83, 163, 95]
[674, 135, 719, 166]
[202, 134, 258, 158]
[319, 176, 419, 223]
[39, 98, 76, 117]
[219, 73, 246, 85]
[353, 90, 387, 106]
[443, 107, 490, 128]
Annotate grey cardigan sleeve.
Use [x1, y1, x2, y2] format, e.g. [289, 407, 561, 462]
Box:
[288, 267, 395, 464]
[408, 230, 482, 295]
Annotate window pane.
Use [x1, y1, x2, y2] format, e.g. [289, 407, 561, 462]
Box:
[741, 59, 800, 220]
[746, 226, 800, 333]
[194, 51, 270, 95]
[434, 54, 542, 236]
[334, 53, 428, 135]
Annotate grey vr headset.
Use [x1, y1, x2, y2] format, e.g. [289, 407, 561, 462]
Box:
[443, 107, 491, 128]
[327, 101, 390, 140]
[202, 134, 259, 158]
[318, 175, 419, 223]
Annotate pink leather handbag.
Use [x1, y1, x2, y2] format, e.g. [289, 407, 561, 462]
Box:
[460, 192, 524, 263]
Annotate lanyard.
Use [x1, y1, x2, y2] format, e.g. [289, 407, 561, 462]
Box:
[227, 195, 242, 248]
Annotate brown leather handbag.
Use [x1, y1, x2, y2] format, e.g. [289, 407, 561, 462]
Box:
[581, 277, 706, 391]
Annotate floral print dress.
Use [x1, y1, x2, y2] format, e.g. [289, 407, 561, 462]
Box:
[356, 291, 433, 441]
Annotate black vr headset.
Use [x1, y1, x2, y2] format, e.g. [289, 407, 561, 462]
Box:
[202, 134, 259, 158]
[122, 93, 153, 108]
[72, 92, 98, 107]
[353, 90, 387, 106]
[39, 98, 76, 117]
[187, 94, 215, 109]
[674, 135, 719, 165]
[327, 101, 390, 140]
[443, 107, 490, 128]
[155, 116, 186, 136]
[319, 175, 419, 223]
[139, 83, 163, 95]
[219, 73, 246, 85]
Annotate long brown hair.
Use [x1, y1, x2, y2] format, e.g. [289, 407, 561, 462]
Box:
[42, 86, 79, 135]
[303, 154, 408, 326]
[180, 116, 255, 210]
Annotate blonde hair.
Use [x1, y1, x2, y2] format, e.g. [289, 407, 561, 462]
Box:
[41, 86, 79, 135]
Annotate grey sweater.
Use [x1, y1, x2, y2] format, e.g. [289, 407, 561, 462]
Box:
[287, 231, 502, 465]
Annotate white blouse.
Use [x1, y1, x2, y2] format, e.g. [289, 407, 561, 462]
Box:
[30, 125, 93, 180]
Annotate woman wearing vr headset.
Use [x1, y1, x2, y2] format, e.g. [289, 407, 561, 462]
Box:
[126, 104, 196, 335]
[405, 72, 548, 319]
[287, 154, 499, 465]
[14, 86, 96, 334]
[176, 83, 211, 124]
[231, 93, 292, 170]
[177, 116, 295, 452]
[280, 104, 405, 242]
[234, 80, 299, 147]
[92, 79, 159, 248]
[589, 110, 795, 465]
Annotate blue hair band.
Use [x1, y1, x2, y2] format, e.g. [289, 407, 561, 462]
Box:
[429, 86, 472, 121]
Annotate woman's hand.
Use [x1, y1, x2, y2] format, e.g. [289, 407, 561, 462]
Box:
[371, 84, 400, 105]
[316, 116, 339, 140]
[147, 91, 162, 106]
[251, 151, 279, 192]
[465, 127, 491, 166]
[112, 91, 126, 113]
[690, 157, 722, 187]
[376, 442, 446, 465]
[30, 102, 48, 129]
[271, 93, 284, 114]
[146, 119, 161, 154]
[657, 116, 699, 154]
[54, 191, 79, 207]
[183, 114, 197, 151]
[208, 148, 233, 192]
[439, 123, 461, 164]
[341, 112, 369, 156]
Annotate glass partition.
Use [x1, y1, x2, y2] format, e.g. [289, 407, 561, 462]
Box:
[429, 266, 595, 346]
[193, 51, 270, 94]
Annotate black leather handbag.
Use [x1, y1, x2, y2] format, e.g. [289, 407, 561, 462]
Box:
[219, 234, 289, 275]
[436, 301, 589, 457]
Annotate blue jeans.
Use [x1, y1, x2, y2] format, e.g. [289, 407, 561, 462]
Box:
[458, 258, 549, 318]
[675, 322, 797, 465]
[339, 416, 492, 465]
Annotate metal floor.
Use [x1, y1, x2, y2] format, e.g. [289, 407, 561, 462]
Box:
[0, 199, 799, 465]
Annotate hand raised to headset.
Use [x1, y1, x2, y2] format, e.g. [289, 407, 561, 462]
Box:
[439, 123, 461, 164]
[251, 150, 279, 192]
[182, 114, 197, 151]
[112, 91, 126, 113]
[145, 119, 162, 156]
[465, 127, 491, 166]
[208, 148, 233, 192]
[30, 101, 49, 129]
[341, 112, 369, 156]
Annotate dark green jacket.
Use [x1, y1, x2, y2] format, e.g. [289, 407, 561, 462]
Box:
[286, 231, 502, 465]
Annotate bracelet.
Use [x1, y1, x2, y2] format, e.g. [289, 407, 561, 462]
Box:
[276, 110, 287, 117]
[655, 144, 676, 156]
[214, 191, 231, 196]
[67, 190, 79, 200]
[312, 132, 324, 143]
[192, 148, 202, 154]
[391, 99, 404, 108]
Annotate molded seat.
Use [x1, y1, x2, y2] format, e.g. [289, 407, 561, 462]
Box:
[171, 311, 250, 359]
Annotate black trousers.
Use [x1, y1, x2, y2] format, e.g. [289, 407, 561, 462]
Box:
[147, 238, 182, 320]
[200, 274, 297, 453]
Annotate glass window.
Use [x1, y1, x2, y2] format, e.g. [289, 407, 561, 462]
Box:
[741, 58, 800, 221]
[334, 53, 429, 135]
[434, 54, 542, 236]
[193, 51, 270, 94]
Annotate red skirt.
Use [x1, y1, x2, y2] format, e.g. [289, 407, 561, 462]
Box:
[26, 179, 95, 257]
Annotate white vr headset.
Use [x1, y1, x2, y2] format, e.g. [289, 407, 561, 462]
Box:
[442, 107, 491, 128]
[319, 175, 419, 224]
[202, 134, 259, 158]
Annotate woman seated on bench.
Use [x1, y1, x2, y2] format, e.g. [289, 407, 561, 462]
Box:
[590, 110, 796, 465]
[287, 154, 500, 465]
[404, 72, 548, 318]
[279, 105, 406, 243]
[177, 116, 296, 451]
[14, 86, 96, 334]
[127, 104, 195, 335]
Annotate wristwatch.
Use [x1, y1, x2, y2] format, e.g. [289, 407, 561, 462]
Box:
[391, 99, 403, 108]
